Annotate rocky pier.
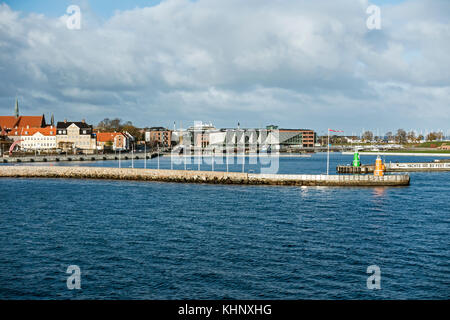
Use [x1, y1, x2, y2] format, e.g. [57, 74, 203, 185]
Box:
[0, 166, 410, 187]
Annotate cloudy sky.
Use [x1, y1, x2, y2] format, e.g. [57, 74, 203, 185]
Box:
[0, 0, 449, 135]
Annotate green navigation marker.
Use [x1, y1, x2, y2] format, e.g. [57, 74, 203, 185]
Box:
[352, 152, 361, 167]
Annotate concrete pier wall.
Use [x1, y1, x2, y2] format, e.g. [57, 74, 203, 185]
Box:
[248, 173, 409, 186]
[386, 162, 450, 172]
[337, 162, 450, 173]
[0, 166, 410, 186]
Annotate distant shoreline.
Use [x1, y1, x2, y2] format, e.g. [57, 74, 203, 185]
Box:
[163, 153, 312, 158]
[342, 151, 450, 157]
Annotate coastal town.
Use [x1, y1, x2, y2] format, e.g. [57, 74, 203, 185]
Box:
[1, 99, 449, 158]
[0, 99, 317, 157]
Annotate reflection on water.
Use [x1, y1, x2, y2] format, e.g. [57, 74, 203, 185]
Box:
[372, 187, 387, 198]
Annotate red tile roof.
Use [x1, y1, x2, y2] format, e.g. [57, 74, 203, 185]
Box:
[0, 115, 45, 130]
[7, 128, 23, 137]
[21, 126, 56, 136]
[0, 116, 20, 129]
[19, 116, 45, 128]
[96, 132, 125, 142]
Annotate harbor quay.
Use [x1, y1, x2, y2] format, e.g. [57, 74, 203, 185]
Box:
[337, 160, 450, 173]
[0, 166, 410, 187]
[386, 162, 450, 172]
[1, 152, 159, 163]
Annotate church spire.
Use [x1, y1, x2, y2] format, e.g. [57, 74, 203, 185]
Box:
[51, 113, 55, 126]
[14, 98, 19, 118]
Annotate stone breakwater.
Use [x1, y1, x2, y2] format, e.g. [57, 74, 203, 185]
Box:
[0, 166, 410, 186]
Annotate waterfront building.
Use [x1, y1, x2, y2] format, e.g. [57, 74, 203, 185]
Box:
[277, 128, 316, 149]
[56, 120, 96, 152]
[208, 126, 316, 152]
[145, 127, 172, 148]
[20, 126, 56, 151]
[96, 132, 130, 151]
[170, 123, 316, 152]
[188, 122, 216, 149]
[208, 128, 279, 152]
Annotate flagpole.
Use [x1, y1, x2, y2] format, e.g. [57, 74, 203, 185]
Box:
[327, 128, 330, 175]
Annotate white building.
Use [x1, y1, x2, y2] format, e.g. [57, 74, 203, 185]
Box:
[208, 129, 281, 151]
[20, 126, 57, 150]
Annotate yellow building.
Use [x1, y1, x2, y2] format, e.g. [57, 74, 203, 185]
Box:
[56, 120, 96, 153]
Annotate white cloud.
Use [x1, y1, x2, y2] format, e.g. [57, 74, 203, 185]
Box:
[0, 0, 449, 133]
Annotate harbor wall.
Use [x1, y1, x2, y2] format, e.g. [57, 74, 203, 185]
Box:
[1, 153, 158, 163]
[0, 166, 410, 186]
[337, 162, 450, 173]
[386, 162, 450, 172]
[248, 173, 409, 186]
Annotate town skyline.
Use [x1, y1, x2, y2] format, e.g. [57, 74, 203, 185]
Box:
[3, 97, 449, 139]
[2, 98, 448, 144]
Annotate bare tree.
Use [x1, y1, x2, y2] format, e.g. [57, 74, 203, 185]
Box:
[96, 118, 143, 141]
[362, 131, 374, 142]
[407, 131, 416, 143]
[396, 129, 407, 144]
[426, 132, 437, 141]
[386, 131, 394, 142]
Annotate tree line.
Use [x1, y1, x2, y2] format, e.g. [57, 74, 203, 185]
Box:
[320, 129, 445, 145]
[361, 129, 444, 143]
[96, 118, 146, 141]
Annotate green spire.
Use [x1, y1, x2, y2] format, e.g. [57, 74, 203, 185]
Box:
[14, 98, 19, 118]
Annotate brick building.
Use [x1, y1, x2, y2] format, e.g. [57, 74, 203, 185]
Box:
[145, 127, 172, 147]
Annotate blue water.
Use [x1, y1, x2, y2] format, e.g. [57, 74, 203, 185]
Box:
[0, 153, 449, 299]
